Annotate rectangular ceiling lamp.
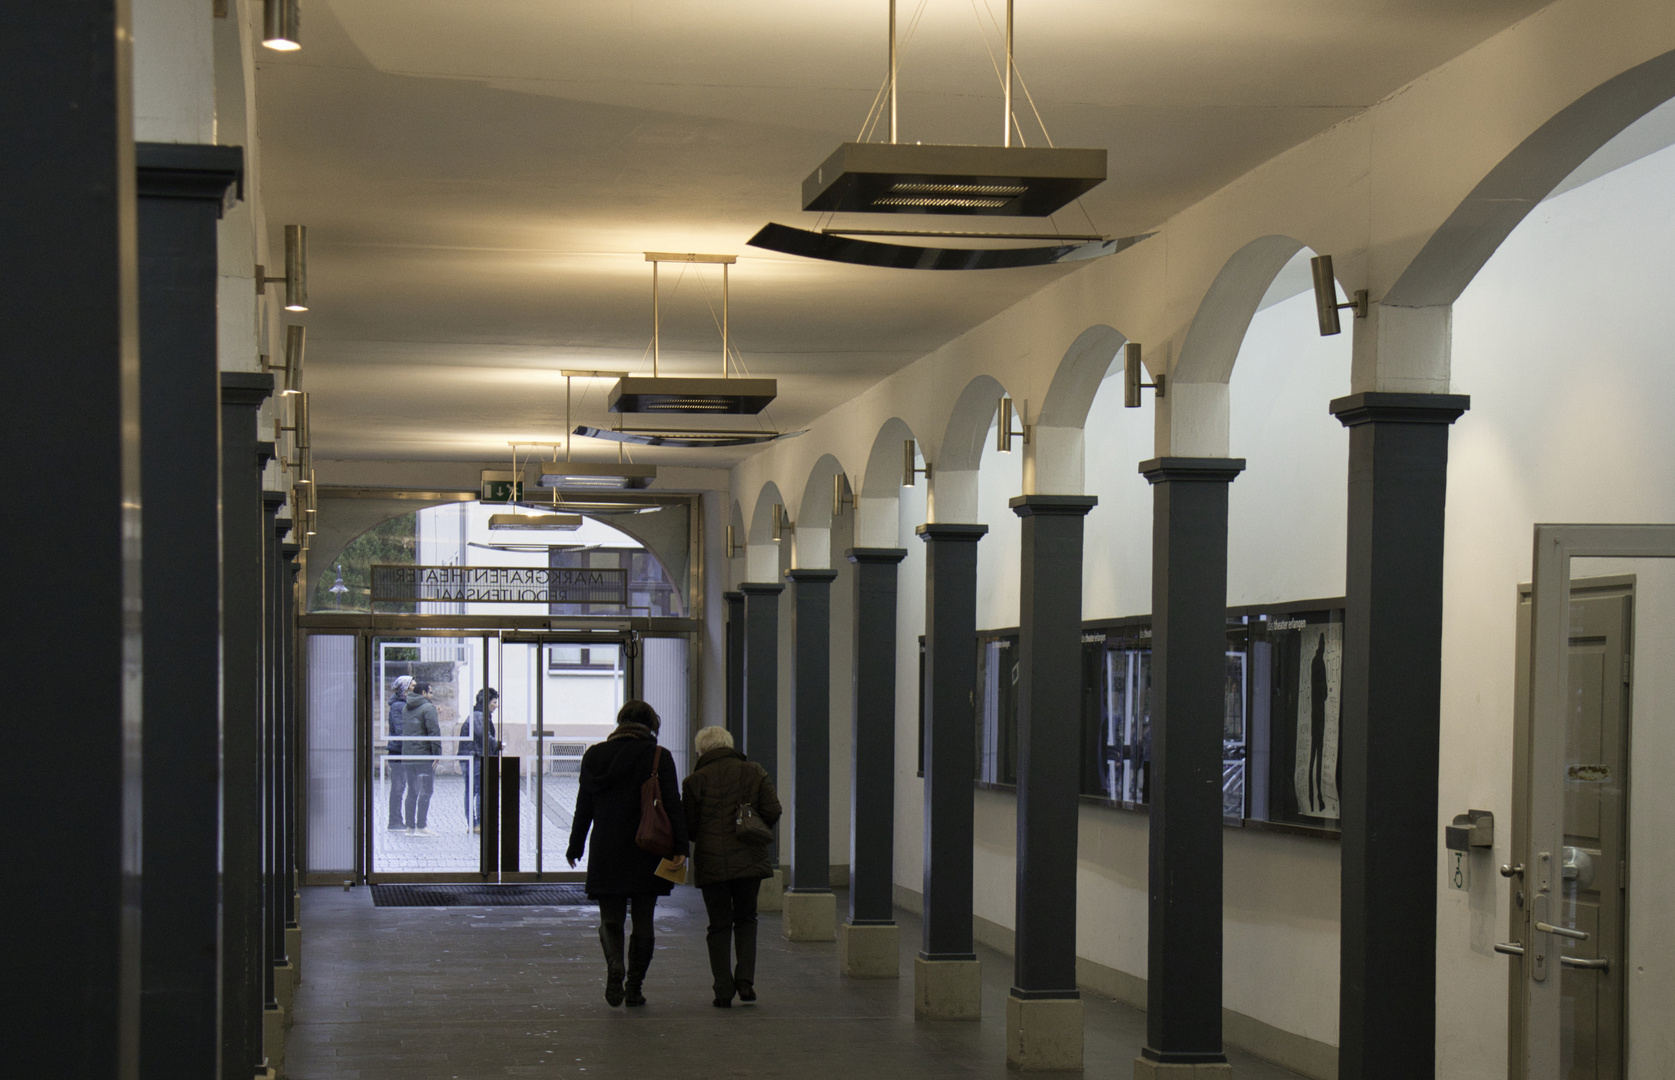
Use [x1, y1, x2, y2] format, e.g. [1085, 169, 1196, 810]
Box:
[537, 461, 657, 490]
[802, 143, 1106, 217]
[608, 376, 777, 415]
[487, 513, 584, 531]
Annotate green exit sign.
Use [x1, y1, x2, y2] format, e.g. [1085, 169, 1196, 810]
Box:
[480, 477, 524, 502]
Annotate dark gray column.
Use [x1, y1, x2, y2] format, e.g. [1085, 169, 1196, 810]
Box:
[261, 495, 286, 1019]
[135, 141, 242, 1080]
[283, 545, 302, 935]
[1136, 457, 1244, 1068]
[787, 569, 838, 891]
[221, 376, 273, 1078]
[724, 590, 745, 741]
[1010, 495, 1097, 998]
[740, 582, 785, 859]
[1330, 392, 1468, 1080]
[847, 548, 908, 926]
[916, 523, 988, 960]
[3, 5, 139, 1072]
[267, 516, 293, 991]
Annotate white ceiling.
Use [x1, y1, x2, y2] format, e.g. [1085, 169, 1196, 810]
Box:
[256, 0, 1552, 471]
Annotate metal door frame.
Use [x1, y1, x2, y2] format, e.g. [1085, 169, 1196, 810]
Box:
[1518, 523, 1675, 1077]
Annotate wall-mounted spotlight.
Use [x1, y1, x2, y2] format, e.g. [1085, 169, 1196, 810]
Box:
[256, 225, 308, 311]
[771, 503, 795, 543]
[996, 397, 1031, 453]
[1309, 255, 1368, 336]
[276, 391, 309, 450]
[261, 324, 307, 394]
[833, 473, 858, 517]
[262, 0, 300, 51]
[1123, 343, 1164, 408]
[902, 439, 932, 488]
[725, 524, 740, 559]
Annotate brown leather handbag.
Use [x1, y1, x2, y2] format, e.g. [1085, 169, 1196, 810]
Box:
[635, 745, 674, 856]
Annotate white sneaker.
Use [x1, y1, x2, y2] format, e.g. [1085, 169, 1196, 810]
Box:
[413, 827, 437, 837]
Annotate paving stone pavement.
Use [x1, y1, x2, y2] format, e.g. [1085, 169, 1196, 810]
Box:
[287, 885, 1309, 1080]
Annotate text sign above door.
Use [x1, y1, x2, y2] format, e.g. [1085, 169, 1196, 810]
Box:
[371, 564, 628, 606]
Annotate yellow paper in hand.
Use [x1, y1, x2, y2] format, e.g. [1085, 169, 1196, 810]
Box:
[654, 857, 687, 885]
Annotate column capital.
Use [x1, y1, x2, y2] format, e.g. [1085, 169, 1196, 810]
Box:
[221, 371, 273, 408]
[1138, 457, 1246, 485]
[739, 581, 785, 596]
[256, 440, 277, 467]
[915, 522, 988, 543]
[723, 590, 744, 600]
[786, 568, 839, 584]
[273, 515, 292, 538]
[1009, 494, 1097, 518]
[1330, 391, 1470, 427]
[283, 542, 302, 560]
[261, 489, 287, 511]
[846, 546, 908, 565]
[135, 142, 243, 213]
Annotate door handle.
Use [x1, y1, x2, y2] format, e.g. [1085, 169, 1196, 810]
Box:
[1494, 942, 1525, 957]
[1558, 955, 1610, 972]
[1535, 920, 1589, 941]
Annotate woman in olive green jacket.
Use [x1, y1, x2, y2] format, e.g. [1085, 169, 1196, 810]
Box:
[682, 725, 781, 1007]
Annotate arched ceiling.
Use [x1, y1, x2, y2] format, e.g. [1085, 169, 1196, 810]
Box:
[256, 0, 1550, 472]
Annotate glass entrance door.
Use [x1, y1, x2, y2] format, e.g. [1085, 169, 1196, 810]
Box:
[370, 634, 500, 877]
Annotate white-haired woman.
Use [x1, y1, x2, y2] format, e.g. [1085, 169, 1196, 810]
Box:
[682, 725, 781, 1007]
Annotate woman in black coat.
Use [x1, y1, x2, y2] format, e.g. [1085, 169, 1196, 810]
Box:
[566, 700, 687, 1007]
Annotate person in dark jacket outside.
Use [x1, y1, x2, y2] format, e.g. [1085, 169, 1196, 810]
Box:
[458, 688, 500, 832]
[402, 681, 442, 835]
[386, 675, 413, 830]
[682, 725, 781, 1008]
[566, 700, 687, 1007]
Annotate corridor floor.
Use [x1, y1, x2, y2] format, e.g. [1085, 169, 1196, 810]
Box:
[287, 885, 1309, 1080]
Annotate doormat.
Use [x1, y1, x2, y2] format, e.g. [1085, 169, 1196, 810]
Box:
[370, 883, 591, 908]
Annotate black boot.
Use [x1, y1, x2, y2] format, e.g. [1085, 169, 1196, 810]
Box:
[598, 922, 626, 1007]
[624, 937, 654, 1007]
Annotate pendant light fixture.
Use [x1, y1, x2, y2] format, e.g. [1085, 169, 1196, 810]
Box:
[609, 253, 776, 415]
[571, 425, 805, 448]
[547, 372, 659, 489]
[749, 1, 1137, 270]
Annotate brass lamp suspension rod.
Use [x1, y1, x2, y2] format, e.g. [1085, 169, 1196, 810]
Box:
[886, 0, 1015, 146]
[644, 252, 738, 379]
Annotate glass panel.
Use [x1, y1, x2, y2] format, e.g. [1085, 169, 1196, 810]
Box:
[975, 635, 1019, 784]
[536, 641, 628, 873]
[642, 636, 691, 779]
[371, 635, 487, 874]
[1245, 609, 1343, 829]
[304, 633, 356, 872]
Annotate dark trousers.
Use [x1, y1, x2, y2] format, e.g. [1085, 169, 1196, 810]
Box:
[386, 759, 409, 827]
[597, 893, 658, 944]
[463, 756, 483, 825]
[701, 877, 760, 994]
[403, 761, 434, 828]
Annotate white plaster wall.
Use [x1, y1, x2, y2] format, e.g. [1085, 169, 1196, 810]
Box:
[1082, 372, 1154, 620]
[1226, 289, 1350, 607]
[1439, 141, 1675, 1078]
[133, 0, 215, 144]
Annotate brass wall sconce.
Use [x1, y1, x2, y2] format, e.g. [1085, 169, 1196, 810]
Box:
[1123, 343, 1164, 408]
[1310, 254, 1368, 336]
[996, 397, 1031, 453]
[256, 225, 307, 311]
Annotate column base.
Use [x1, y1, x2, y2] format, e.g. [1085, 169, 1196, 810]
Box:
[839, 922, 899, 978]
[263, 1004, 286, 1077]
[758, 870, 785, 913]
[286, 919, 302, 982]
[1007, 993, 1083, 1071]
[914, 956, 982, 1020]
[274, 961, 296, 1023]
[1132, 1057, 1231, 1078]
[782, 890, 836, 941]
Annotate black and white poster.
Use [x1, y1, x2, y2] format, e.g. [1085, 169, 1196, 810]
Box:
[1291, 622, 1342, 819]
